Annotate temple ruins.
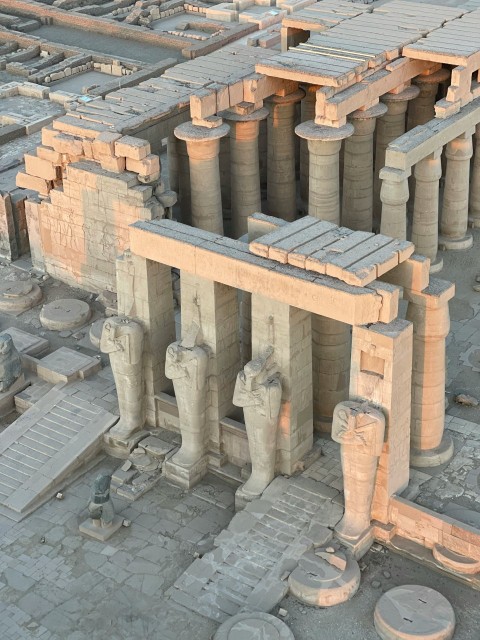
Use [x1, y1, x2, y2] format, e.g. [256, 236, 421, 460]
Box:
[0, 0, 480, 637]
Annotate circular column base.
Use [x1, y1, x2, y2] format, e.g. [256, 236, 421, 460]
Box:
[410, 433, 454, 468]
[432, 544, 480, 575]
[40, 298, 92, 331]
[288, 545, 360, 607]
[0, 280, 42, 314]
[438, 232, 473, 251]
[214, 613, 294, 640]
[374, 585, 455, 640]
[429, 255, 443, 274]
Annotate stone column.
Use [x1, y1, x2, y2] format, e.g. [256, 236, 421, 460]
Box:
[407, 69, 450, 129]
[350, 320, 413, 525]
[251, 293, 313, 475]
[295, 120, 354, 223]
[295, 120, 353, 431]
[405, 280, 455, 467]
[379, 167, 410, 240]
[167, 132, 179, 193]
[223, 107, 268, 238]
[469, 123, 480, 228]
[411, 149, 443, 272]
[174, 121, 230, 234]
[300, 85, 319, 209]
[439, 130, 474, 250]
[266, 89, 305, 221]
[374, 86, 419, 229]
[342, 103, 387, 232]
[177, 138, 191, 226]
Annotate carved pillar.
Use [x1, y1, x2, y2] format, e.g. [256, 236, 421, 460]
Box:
[295, 120, 354, 431]
[223, 107, 268, 238]
[300, 85, 319, 209]
[295, 120, 353, 223]
[374, 86, 419, 229]
[350, 320, 413, 524]
[470, 123, 480, 228]
[405, 280, 455, 467]
[411, 149, 443, 272]
[332, 401, 385, 556]
[439, 130, 474, 250]
[379, 167, 410, 240]
[407, 69, 450, 129]
[251, 293, 313, 475]
[342, 103, 387, 232]
[266, 89, 305, 220]
[174, 121, 230, 234]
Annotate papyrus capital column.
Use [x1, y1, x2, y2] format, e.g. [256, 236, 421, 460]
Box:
[439, 130, 474, 251]
[374, 86, 419, 228]
[379, 167, 410, 240]
[411, 149, 443, 273]
[343, 103, 387, 232]
[470, 123, 480, 228]
[405, 280, 455, 467]
[266, 89, 305, 221]
[174, 121, 230, 234]
[223, 107, 268, 238]
[295, 120, 353, 223]
[407, 69, 450, 129]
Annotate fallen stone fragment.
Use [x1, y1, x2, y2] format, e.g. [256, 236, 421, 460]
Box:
[454, 393, 479, 407]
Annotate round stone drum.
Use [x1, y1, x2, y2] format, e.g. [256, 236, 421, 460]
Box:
[214, 612, 294, 640]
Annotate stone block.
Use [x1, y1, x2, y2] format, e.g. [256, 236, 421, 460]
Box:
[114, 136, 150, 160]
[125, 154, 160, 176]
[16, 172, 52, 196]
[79, 515, 123, 541]
[24, 154, 57, 181]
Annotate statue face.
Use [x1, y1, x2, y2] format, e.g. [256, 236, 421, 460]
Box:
[0, 335, 13, 355]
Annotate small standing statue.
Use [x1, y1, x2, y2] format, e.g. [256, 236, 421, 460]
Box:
[332, 401, 385, 553]
[233, 346, 282, 506]
[79, 473, 123, 541]
[0, 333, 23, 393]
[164, 323, 209, 488]
[100, 317, 144, 443]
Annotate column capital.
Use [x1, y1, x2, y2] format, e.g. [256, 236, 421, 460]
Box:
[221, 107, 268, 123]
[381, 85, 420, 104]
[404, 279, 455, 310]
[266, 89, 305, 106]
[348, 102, 388, 121]
[174, 121, 230, 143]
[413, 68, 450, 87]
[295, 120, 354, 141]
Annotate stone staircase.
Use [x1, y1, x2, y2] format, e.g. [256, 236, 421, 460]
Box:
[0, 382, 117, 521]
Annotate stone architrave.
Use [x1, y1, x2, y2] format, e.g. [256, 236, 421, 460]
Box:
[332, 400, 385, 557]
[101, 317, 145, 455]
[0, 333, 26, 418]
[233, 346, 282, 508]
[79, 473, 123, 541]
[164, 322, 209, 489]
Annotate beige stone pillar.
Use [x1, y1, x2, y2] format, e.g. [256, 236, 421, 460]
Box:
[300, 85, 319, 208]
[116, 251, 176, 428]
[180, 272, 241, 469]
[411, 149, 443, 272]
[469, 123, 480, 228]
[342, 103, 387, 232]
[295, 119, 353, 431]
[251, 293, 313, 475]
[167, 132, 179, 193]
[174, 121, 230, 234]
[223, 107, 268, 238]
[439, 130, 474, 251]
[374, 86, 419, 229]
[379, 167, 410, 240]
[405, 280, 455, 467]
[350, 319, 413, 524]
[266, 89, 305, 220]
[295, 120, 353, 223]
[407, 69, 450, 129]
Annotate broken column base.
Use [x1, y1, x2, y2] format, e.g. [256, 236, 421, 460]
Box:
[79, 516, 123, 541]
[438, 232, 473, 251]
[410, 433, 454, 468]
[103, 428, 150, 459]
[163, 452, 208, 489]
[0, 374, 28, 418]
[335, 525, 375, 560]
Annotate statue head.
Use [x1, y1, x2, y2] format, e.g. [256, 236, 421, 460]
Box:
[0, 334, 14, 357]
[243, 346, 277, 390]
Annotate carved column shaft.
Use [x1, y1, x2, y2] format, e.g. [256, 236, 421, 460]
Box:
[379, 168, 410, 240]
[470, 123, 480, 228]
[300, 85, 319, 207]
